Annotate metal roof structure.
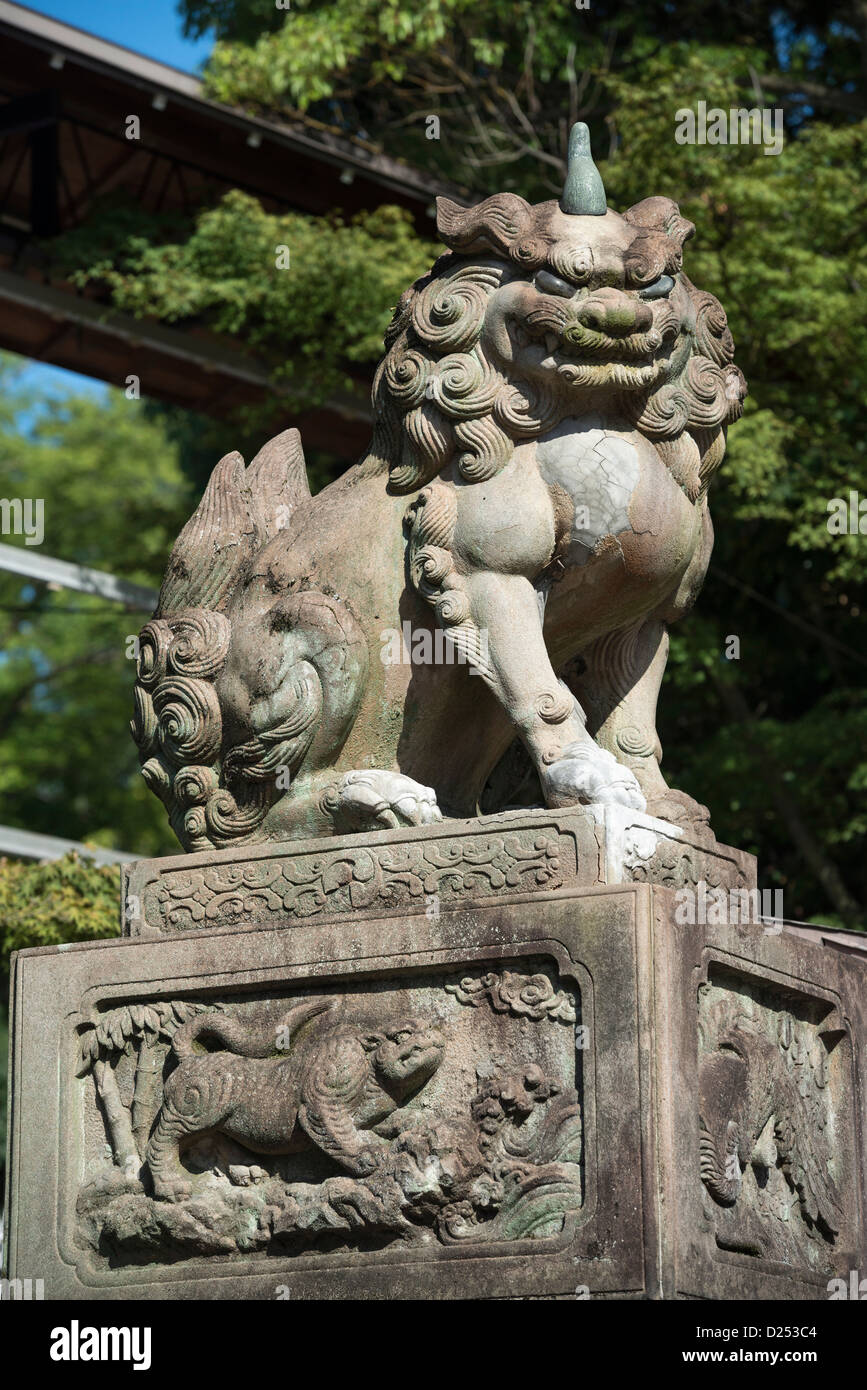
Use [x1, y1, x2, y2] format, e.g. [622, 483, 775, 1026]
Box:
[0, 1, 459, 458]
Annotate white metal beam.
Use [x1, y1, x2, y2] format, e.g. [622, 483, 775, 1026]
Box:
[0, 542, 158, 609]
[0, 825, 136, 864]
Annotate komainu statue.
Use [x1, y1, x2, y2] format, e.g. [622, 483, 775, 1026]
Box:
[132, 124, 746, 850]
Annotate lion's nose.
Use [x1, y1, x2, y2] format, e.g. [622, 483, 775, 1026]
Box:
[576, 288, 653, 336]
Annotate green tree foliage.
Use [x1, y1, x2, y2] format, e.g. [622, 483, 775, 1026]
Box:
[142, 398, 346, 497]
[0, 359, 184, 1174]
[0, 355, 194, 858]
[49, 196, 435, 407]
[179, 0, 867, 193]
[0, 852, 119, 975]
[595, 51, 867, 925]
[0, 852, 121, 1179]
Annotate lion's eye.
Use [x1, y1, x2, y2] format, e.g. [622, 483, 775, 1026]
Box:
[638, 274, 675, 300]
[535, 269, 575, 298]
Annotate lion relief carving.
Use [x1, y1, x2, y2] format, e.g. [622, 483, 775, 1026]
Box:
[146, 1001, 446, 1201]
[132, 123, 746, 848]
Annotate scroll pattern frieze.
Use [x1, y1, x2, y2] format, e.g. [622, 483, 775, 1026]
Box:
[139, 828, 569, 934]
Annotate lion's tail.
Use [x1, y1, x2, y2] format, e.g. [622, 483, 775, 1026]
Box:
[131, 430, 329, 850]
[172, 1000, 334, 1062]
[158, 428, 311, 616]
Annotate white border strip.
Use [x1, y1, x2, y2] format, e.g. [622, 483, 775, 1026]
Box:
[0, 824, 135, 864]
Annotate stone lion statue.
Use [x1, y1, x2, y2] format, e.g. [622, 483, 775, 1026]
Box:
[132, 124, 746, 849]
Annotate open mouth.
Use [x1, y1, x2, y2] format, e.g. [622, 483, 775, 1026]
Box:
[514, 327, 561, 355]
[395, 1038, 442, 1072]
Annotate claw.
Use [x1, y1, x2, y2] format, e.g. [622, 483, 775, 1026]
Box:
[541, 740, 647, 812]
[326, 771, 442, 831]
[152, 1176, 192, 1203]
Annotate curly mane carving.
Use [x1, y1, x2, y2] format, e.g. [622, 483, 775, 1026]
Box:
[367, 193, 745, 498]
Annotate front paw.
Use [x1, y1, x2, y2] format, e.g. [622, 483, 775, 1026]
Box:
[646, 788, 713, 836]
[348, 1143, 388, 1177]
[324, 770, 442, 830]
[542, 741, 646, 811]
[228, 1163, 268, 1187]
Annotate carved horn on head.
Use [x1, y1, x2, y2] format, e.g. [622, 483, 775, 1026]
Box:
[560, 122, 607, 217]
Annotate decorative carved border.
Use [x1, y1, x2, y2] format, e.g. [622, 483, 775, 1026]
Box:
[123, 804, 756, 938]
[135, 825, 571, 935]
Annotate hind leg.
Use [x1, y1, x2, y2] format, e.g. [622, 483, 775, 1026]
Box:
[568, 618, 711, 833]
[146, 1097, 205, 1202]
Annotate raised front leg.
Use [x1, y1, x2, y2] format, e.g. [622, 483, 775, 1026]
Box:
[405, 490, 643, 811]
[568, 617, 711, 832]
[297, 1094, 387, 1176]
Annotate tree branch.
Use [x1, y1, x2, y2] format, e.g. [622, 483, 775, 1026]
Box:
[759, 73, 865, 116]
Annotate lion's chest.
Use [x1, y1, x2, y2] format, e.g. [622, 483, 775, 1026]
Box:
[536, 416, 702, 632]
[536, 417, 652, 568]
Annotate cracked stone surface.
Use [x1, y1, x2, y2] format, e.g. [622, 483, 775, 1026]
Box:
[537, 417, 642, 565]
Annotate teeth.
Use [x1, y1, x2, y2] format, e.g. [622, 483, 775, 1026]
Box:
[545, 333, 559, 355]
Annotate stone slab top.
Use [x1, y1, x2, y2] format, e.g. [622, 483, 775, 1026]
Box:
[118, 802, 757, 940]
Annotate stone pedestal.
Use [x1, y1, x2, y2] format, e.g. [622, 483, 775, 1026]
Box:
[4, 811, 864, 1299]
[119, 803, 758, 940]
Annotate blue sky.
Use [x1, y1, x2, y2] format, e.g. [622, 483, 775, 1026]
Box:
[28, 0, 213, 74]
[16, 1, 214, 401]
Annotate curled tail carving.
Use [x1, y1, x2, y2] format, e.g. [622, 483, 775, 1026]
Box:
[131, 604, 325, 851]
[132, 429, 366, 850]
[171, 999, 334, 1062]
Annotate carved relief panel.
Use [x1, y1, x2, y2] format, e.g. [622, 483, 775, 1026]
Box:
[698, 965, 855, 1276]
[75, 961, 583, 1266]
